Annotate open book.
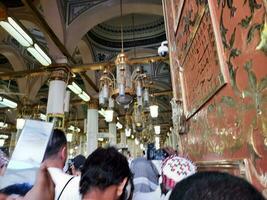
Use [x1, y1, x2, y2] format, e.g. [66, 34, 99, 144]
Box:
[0, 119, 53, 189]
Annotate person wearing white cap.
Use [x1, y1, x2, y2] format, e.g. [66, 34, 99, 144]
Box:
[160, 155, 197, 200]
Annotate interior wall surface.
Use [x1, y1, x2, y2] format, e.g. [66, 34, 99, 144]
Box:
[163, 0, 267, 193]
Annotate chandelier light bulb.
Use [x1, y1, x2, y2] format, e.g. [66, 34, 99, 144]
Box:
[66, 133, 73, 142]
[0, 139, 5, 147]
[135, 138, 140, 145]
[116, 122, 123, 129]
[16, 118, 25, 130]
[150, 105, 159, 118]
[105, 109, 114, 122]
[155, 136, 160, 150]
[125, 128, 131, 137]
[154, 125, 160, 135]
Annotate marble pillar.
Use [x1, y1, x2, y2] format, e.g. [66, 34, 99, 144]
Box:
[109, 122, 117, 146]
[87, 101, 98, 155]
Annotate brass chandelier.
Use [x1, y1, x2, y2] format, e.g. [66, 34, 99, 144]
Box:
[99, 0, 149, 107]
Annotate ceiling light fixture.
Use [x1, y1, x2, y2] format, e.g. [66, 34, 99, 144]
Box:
[125, 127, 131, 137]
[0, 139, 5, 147]
[135, 138, 140, 145]
[39, 113, 47, 121]
[68, 82, 90, 102]
[105, 109, 114, 122]
[116, 122, 123, 129]
[68, 125, 80, 133]
[0, 135, 8, 139]
[0, 96, 17, 108]
[16, 118, 25, 130]
[66, 133, 73, 142]
[0, 122, 8, 129]
[0, 8, 52, 66]
[154, 125, 160, 135]
[149, 105, 159, 118]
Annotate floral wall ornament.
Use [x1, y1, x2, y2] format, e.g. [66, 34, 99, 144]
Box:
[256, 16, 267, 53]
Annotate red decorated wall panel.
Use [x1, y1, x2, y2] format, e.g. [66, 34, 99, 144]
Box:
[163, 0, 267, 195]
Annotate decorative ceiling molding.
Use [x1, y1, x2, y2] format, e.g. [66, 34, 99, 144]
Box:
[88, 30, 165, 50]
[66, 0, 108, 24]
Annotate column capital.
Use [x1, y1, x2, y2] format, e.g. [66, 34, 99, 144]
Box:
[88, 99, 99, 109]
[49, 66, 69, 82]
[0, 3, 7, 20]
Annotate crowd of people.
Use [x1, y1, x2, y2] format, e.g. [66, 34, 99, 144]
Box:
[0, 129, 266, 200]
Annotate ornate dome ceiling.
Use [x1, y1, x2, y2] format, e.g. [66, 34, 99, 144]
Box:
[0, 0, 172, 135]
[88, 14, 165, 49]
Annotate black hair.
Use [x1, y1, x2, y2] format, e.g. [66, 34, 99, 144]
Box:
[72, 154, 86, 170]
[0, 183, 32, 196]
[44, 129, 67, 159]
[169, 171, 265, 200]
[80, 147, 133, 200]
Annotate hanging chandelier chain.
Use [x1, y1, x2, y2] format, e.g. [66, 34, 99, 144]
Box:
[132, 14, 136, 58]
[120, 0, 124, 52]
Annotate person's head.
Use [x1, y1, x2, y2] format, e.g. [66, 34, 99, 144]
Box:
[161, 155, 196, 194]
[71, 154, 86, 176]
[43, 129, 67, 168]
[0, 150, 8, 176]
[80, 147, 133, 200]
[169, 171, 265, 200]
[127, 151, 131, 158]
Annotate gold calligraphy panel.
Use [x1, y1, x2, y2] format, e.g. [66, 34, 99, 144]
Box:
[181, 6, 226, 118]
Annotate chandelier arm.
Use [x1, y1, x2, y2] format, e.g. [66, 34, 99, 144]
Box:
[106, 70, 116, 83]
[131, 69, 139, 81]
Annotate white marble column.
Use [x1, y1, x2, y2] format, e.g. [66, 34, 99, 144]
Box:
[127, 139, 133, 156]
[47, 79, 66, 115]
[109, 123, 117, 146]
[87, 101, 98, 155]
[79, 135, 87, 156]
[46, 58, 69, 129]
[120, 131, 127, 147]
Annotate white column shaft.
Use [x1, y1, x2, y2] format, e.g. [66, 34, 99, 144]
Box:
[47, 80, 66, 114]
[87, 109, 98, 155]
[109, 123, 117, 146]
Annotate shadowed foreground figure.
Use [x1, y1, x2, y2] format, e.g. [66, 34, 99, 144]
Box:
[169, 171, 265, 200]
[80, 147, 133, 200]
